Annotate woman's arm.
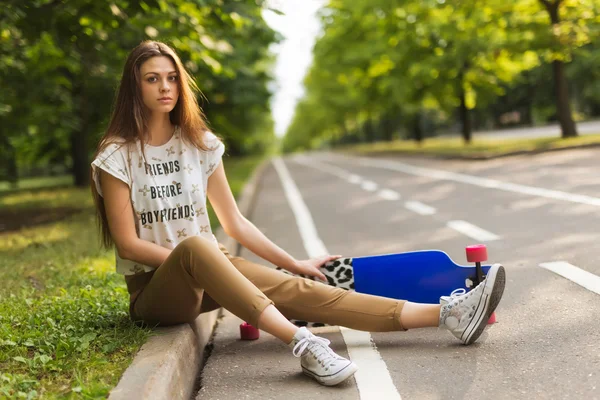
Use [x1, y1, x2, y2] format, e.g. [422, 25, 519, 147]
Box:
[100, 170, 171, 268]
[207, 163, 336, 281]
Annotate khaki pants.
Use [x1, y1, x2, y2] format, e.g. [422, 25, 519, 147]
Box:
[125, 236, 406, 331]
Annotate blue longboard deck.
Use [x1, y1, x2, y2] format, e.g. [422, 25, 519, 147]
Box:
[353, 250, 491, 304]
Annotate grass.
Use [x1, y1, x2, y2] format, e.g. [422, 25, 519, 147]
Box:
[0, 155, 266, 399]
[0, 187, 91, 211]
[0, 176, 73, 194]
[340, 133, 600, 158]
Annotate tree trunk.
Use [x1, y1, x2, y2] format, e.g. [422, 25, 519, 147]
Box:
[543, 0, 578, 138]
[71, 79, 89, 187]
[0, 132, 19, 188]
[381, 113, 395, 142]
[459, 86, 472, 144]
[457, 63, 472, 144]
[71, 126, 89, 187]
[6, 144, 18, 188]
[412, 112, 423, 144]
[551, 60, 578, 138]
[363, 117, 375, 143]
[524, 84, 536, 126]
[336, 119, 349, 147]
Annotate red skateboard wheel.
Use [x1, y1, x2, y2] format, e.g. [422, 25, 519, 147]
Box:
[466, 244, 488, 263]
[488, 312, 497, 324]
[240, 322, 260, 340]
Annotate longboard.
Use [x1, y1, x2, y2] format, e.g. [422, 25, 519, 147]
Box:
[277, 250, 493, 327]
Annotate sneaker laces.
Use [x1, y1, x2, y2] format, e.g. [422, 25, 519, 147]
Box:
[292, 335, 338, 367]
[448, 288, 467, 299]
[441, 288, 467, 303]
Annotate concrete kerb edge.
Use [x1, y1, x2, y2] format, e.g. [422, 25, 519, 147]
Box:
[107, 157, 272, 400]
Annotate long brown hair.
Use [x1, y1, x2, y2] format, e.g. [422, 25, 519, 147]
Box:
[91, 40, 216, 249]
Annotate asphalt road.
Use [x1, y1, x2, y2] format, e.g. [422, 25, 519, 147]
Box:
[198, 148, 600, 400]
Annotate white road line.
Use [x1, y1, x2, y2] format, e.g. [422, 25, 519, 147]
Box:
[272, 158, 401, 400]
[293, 157, 385, 194]
[340, 328, 402, 400]
[350, 156, 600, 207]
[348, 174, 362, 184]
[294, 156, 363, 184]
[361, 180, 378, 192]
[379, 189, 401, 201]
[539, 262, 600, 296]
[447, 220, 500, 241]
[404, 201, 436, 215]
[272, 158, 328, 256]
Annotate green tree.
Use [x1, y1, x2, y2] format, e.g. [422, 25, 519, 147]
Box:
[1, 0, 279, 186]
[286, 0, 540, 147]
[514, 0, 599, 137]
[284, 0, 600, 151]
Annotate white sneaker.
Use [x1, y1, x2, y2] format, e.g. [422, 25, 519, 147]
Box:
[290, 327, 358, 386]
[439, 263, 505, 345]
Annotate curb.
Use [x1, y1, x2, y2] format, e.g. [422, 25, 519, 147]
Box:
[108, 158, 270, 400]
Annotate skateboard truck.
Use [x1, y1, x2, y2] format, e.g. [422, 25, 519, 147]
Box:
[466, 244, 497, 324]
[240, 322, 260, 340]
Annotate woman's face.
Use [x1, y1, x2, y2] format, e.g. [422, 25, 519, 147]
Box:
[139, 56, 180, 114]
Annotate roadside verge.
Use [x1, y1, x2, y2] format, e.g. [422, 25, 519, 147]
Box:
[338, 134, 600, 160]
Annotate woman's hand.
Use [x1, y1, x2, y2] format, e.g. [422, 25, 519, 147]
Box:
[291, 255, 341, 282]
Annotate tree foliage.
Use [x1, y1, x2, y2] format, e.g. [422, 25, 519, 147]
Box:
[283, 0, 600, 152]
[0, 0, 279, 186]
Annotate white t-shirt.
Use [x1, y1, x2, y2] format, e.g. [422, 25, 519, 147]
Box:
[91, 127, 225, 275]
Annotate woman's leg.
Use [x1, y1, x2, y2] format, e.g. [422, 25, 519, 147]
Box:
[199, 288, 441, 331]
[131, 236, 298, 343]
[400, 302, 441, 329]
[223, 250, 427, 331]
[132, 237, 359, 386]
